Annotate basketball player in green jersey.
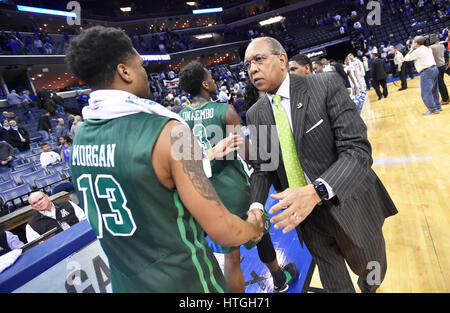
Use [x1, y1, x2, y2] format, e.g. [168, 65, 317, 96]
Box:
[65, 26, 264, 293]
[178, 62, 295, 293]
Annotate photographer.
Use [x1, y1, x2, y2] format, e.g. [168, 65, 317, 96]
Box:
[430, 34, 449, 105]
[404, 35, 441, 115]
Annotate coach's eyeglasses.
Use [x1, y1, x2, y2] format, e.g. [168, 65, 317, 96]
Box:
[243, 53, 278, 71]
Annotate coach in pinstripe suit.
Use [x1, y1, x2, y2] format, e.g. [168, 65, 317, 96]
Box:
[244, 37, 398, 293]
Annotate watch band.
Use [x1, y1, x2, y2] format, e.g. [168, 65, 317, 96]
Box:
[313, 180, 329, 200]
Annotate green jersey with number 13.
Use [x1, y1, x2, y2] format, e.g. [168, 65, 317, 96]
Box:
[70, 113, 227, 293]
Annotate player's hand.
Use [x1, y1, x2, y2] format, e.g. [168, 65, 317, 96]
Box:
[209, 134, 243, 160]
[246, 209, 264, 241]
[269, 185, 321, 234]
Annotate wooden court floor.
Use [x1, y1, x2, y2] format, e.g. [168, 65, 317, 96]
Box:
[308, 74, 450, 293]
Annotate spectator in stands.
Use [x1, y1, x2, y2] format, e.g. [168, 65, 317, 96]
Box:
[22, 90, 36, 107]
[171, 97, 183, 113]
[218, 85, 231, 103]
[43, 41, 53, 54]
[54, 118, 69, 140]
[17, 90, 33, 121]
[404, 35, 441, 115]
[430, 35, 449, 105]
[288, 54, 313, 76]
[70, 115, 83, 139]
[33, 37, 44, 53]
[6, 89, 23, 108]
[37, 111, 52, 141]
[0, 140, 14, 168]
[36, 88, 50, 110]
[59, 136, 72, 164]
[51, 92, 66, 115]
[76, 90, 90, 113]
[8, 119, 30, 152]
[39, 142, 62, 168]
[2, 111, 16, 121]
[0, 231, 24, 256]
[181, 96, 190, 108]
[370, 53, 389, 100]
[0, 119, 12, 145]
[393, 46, 408, 91]
[25, 191, 85, 243]
[42, 94, 58, 115]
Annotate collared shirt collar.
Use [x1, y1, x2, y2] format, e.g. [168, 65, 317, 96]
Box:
[267, 73, 290, 103]
[40, 203, 56, 219]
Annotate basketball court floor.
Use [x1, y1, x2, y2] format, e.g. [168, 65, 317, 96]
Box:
[214, 73, 450, 293]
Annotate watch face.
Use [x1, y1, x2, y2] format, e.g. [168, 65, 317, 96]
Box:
[315, 182, 328, 199]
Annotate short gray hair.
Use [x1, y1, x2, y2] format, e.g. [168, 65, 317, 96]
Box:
[413, 35, 425, 45]
[253, 37, 287, 56]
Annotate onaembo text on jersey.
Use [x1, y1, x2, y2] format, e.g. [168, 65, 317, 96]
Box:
[72, 144, 116, 168]
[181, 108, 214, 122]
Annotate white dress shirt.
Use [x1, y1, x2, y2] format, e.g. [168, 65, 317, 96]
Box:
[26, 201, 86, 243]
[403, 45, 436, 73]
[249, 74, 335, 212]
[40, 151, 61, 168]
[393, 51, 404, 70]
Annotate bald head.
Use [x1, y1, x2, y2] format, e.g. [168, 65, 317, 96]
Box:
[29, 191, 52, 211]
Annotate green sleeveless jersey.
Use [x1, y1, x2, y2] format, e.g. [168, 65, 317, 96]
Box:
[70, 113, 227, 293]
[179, 102, 252, 253]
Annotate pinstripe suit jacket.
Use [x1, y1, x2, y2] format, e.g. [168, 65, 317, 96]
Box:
[246, 73, 397, 248]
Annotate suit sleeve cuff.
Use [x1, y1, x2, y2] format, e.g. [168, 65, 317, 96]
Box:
[316, 178, 336, 200]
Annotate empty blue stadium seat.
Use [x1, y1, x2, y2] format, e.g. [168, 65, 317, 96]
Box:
[36, 173, 63, 193]
[0, 183, 33, 212]
[9, 158, 24, 168]
[27, 154, 41, 165]
[21, 169, 47, 189]
[14, 162, 35, 172]
[47, 163, 68, 175]
[51, 181, 74, 195]
[0, 180, 16, 191]
[16, 150, 33, 159]
[0, 166, 12, 176]
[62, 167, 71, 178]
[9, 167, 34, 185]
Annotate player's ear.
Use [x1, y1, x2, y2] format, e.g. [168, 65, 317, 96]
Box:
[117, 63, 133, 84]
[201, 80, 209, 91]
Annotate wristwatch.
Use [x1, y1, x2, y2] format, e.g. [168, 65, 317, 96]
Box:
[313, 180, 329, 201]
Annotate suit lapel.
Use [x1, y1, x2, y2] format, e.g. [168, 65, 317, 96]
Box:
[258, 94, 275, 125]
[289, 75, 310, 155]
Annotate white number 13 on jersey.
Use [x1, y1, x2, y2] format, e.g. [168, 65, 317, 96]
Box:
[77, 174, 137, 238]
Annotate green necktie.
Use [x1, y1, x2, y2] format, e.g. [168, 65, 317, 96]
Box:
[272, 94, 307, 188]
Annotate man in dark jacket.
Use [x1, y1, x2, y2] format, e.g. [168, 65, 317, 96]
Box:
[37, 111, 52, 141]
[370, 53, 388, 100]
[0, 140, 14, 168]
[25, 191, 85, 243]
[8, 119, 30, 151]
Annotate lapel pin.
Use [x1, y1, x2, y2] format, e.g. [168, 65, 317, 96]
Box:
[297, 102, 303, 109]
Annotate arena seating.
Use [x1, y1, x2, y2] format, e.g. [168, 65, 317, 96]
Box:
[0, 100, 75, 215]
